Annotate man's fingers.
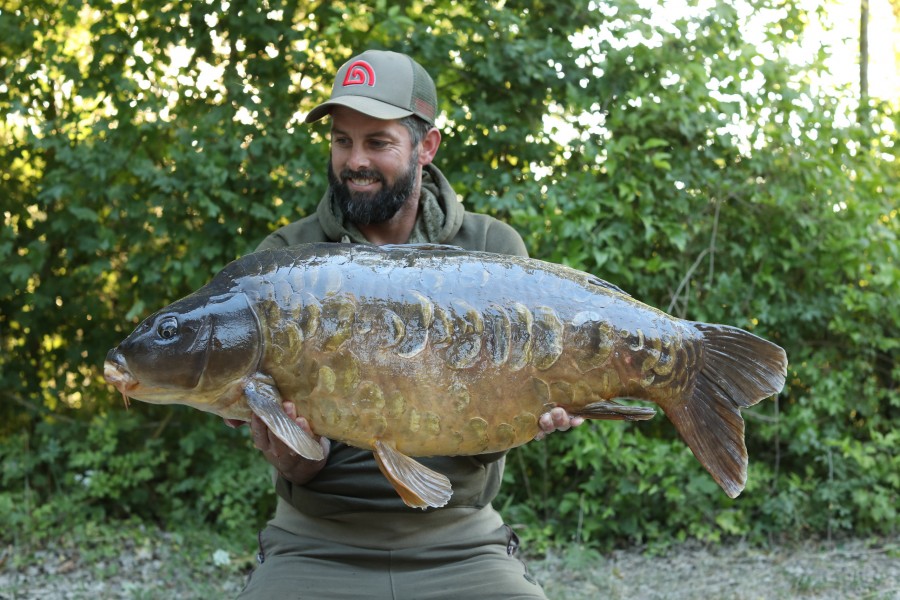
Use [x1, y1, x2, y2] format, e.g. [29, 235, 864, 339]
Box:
[250, 413, 285, 456]
[249, 414, 265, 448]
[294, 416, 315, 436]
[537, 412, 553, 432]
[282, 401, 298, 420]
[551, 407, 572, 430]
[534, 408, 585, 441]
[538, 407, 570, 432]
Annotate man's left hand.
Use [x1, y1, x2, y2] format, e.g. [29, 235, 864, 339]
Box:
[534, 407, 584, 441]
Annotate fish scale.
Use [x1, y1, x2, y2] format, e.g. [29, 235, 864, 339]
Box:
[253, 258, 592, 455]
[104, 242, 788, 508]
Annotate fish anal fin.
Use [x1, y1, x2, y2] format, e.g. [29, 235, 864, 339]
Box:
[567, 400, 656, 421]
[244, 375, 324, 461]
[373, 440, 452, 509]
[662, 323, 787, 499]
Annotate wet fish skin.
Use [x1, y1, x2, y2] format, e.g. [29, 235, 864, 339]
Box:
[104, 243, 788, 508]
[251, 248, 688, 453]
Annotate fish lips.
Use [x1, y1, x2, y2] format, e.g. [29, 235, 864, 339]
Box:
[103, 349, 138, 394]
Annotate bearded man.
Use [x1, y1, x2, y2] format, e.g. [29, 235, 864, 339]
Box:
[237, 49, 581, 600]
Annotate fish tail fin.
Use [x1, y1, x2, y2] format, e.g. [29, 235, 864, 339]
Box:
[661, 323, 787, 498]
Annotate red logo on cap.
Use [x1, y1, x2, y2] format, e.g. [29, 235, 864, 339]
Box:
[343, 60, 376, 87]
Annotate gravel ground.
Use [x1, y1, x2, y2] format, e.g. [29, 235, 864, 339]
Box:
[534, 537, 900, 599]
[1, 534, 898, 599]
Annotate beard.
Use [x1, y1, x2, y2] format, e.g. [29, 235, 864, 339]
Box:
[328, 153, 419, 226]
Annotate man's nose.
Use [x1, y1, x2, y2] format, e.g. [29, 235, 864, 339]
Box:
[346, 146, 370, 171]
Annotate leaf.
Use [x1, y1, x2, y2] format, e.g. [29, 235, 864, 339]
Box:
[68, 206, 98, 221]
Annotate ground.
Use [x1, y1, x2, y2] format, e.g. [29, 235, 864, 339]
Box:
[1, 533, 898, 599]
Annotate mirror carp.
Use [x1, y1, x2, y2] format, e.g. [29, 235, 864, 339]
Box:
[104, 243, 788, 509]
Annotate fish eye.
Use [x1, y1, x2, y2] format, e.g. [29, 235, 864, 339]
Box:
[157, 316, 179, 340]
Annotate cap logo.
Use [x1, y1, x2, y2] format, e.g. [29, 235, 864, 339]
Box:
[342, 60, 376, 87]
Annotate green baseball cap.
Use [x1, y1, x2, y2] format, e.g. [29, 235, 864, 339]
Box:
[305, 50, 437, 125]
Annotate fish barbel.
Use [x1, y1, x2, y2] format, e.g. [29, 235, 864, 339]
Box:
[104, 243, 787, 508]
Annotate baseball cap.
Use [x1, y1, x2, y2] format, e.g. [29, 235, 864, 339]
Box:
[305, 50, 437, 125]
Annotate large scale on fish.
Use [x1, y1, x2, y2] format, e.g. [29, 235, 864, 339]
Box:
[104, 243, 787, 509]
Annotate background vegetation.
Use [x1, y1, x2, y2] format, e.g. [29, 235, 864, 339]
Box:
[2, 0, 897, 558]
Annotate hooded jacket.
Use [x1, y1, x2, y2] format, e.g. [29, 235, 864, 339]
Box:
[255, 164, 528, 522]
[257, 164, 527, 256]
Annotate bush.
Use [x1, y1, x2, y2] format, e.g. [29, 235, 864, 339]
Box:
[0, 407, 274, 547]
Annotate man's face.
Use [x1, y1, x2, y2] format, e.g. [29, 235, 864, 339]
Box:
[328, 107, 420, 226]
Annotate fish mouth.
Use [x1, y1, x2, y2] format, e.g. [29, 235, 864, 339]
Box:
[103, 350, 139, 407]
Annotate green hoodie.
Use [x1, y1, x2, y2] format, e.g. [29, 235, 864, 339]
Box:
[257, 164, 528, 256]
[255, 164, 528, 522]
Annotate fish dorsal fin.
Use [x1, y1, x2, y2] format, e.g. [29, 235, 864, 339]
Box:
[244, 375, 324, 461]
[586, 275, 630, 296]
[373, 440, 452, 509]
[378, 243, 465, 253]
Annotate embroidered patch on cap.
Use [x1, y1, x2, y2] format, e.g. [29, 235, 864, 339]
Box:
[342, 60, 376, 87]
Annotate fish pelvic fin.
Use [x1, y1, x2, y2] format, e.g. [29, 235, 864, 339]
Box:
[373, 441, 452, 509]
[663, 323, 787, 499]
[244, 375, 325, 461]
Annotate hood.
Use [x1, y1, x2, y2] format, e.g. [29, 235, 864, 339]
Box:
[315, 164, 465, 244]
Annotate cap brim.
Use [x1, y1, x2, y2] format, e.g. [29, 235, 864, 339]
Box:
[304, 96, 414, 123]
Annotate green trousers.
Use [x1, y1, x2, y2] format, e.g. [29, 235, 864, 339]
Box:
[238, 504, 546, 599]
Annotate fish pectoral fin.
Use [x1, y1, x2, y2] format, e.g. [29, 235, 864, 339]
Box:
[568, 400, 656, 421]
[373, 440, 452, 510]
[244, 376, 324, 461]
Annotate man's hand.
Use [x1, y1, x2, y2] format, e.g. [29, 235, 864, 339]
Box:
[245, 402, 331, 485]
[534, 407, 584, 441]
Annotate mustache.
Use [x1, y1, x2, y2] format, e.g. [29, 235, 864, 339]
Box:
[340, 168, 384, 182]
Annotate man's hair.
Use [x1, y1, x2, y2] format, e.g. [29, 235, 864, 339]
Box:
[400, 115, 432, 148]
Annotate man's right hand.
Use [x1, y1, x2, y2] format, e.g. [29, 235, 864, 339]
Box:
[249, 401, 331, 485]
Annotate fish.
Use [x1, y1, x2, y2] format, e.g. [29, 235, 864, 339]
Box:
[103, 243, 788, 509]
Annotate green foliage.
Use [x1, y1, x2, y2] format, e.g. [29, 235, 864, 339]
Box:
[0, 406, 274, 546]
[1, 0, 897, 551]
[494, 0, 899, 547]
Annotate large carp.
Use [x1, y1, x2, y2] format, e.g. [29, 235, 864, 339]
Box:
[104, 243, 787, 508]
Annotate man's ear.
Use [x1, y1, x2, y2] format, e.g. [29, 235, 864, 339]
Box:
[418, 128, 441, 166]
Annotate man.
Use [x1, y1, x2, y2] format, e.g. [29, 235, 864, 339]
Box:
[237, 49, 581, 599]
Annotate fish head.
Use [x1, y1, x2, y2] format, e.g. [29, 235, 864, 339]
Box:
[104, 291, 262, 410]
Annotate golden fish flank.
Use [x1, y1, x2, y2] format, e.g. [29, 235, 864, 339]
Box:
[257, 281, 581, 454]
[103, 243, 788, 510]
